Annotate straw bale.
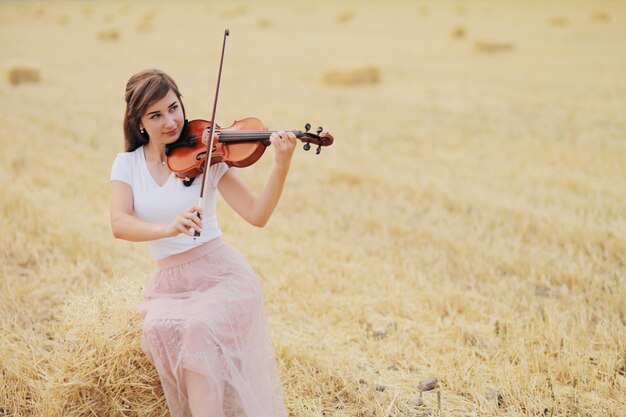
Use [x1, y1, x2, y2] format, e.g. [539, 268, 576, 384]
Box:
[137, 20, 152, 32]
[97, 28, 120, 42]
[451, 25, 466, 39]
[474, 40, 514, 54]
[336, 10, 356, 24]
[82, 6, 93, 17]
[136, 11, 156, 32]
[42, 278, 168, 417]
[257, 18, 271, 28]
[591, 11, 610, 22]
[323, 66, 380, 86]
[220, 6, 248, 18]
[4, 64, 40, 86]
[119, 3, 132, 15]
[549, 16, 568, 27]
[0, 325, 46, 416]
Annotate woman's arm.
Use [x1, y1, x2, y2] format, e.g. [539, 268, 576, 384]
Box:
[110, 180, 203, 241]
[217, 131, 296, 227]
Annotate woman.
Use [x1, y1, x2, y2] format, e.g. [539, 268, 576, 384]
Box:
[110, 69, 292, 417]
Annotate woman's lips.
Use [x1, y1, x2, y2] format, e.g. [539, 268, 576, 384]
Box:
[165, 128, 178, 137]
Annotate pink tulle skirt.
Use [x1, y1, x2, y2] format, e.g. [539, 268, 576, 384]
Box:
[138, 237, 286, 417]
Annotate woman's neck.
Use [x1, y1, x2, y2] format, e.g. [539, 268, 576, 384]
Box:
[144, 142, 167, 164]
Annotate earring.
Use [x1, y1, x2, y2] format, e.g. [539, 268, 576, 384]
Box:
[140, 127, 146, 135]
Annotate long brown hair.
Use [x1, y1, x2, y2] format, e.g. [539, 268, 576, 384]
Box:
[123, 69, 186, 152]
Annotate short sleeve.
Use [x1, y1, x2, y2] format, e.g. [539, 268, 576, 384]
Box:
[110, 153, 132, 186]
[209, 162, 229, 188]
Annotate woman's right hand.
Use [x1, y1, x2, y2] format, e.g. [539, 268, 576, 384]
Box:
[164, 206, 203, 237]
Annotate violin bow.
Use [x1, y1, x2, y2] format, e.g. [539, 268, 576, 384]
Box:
[195, 28, 229, 238]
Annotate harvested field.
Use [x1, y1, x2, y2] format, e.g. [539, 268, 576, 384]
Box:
[1, 0, 625, 416]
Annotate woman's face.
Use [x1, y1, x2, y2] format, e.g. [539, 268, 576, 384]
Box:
[139, 89, 184, 145]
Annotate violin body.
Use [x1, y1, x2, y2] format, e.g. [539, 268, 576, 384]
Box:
[166, 117, 334, 181]
[166, 118, 269, 180]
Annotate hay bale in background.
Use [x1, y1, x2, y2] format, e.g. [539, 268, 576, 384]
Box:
[136, 10, 156, 32]
[336, 10, 356, 24]
[4, 64, 40, 86]
[591, 11, 610, 22]
[549, 16, 568, 27]
[323, 66, 380, 86]
[97, 28, 119, 42]
[81, 6, 93, 17]
[451, 25, 466, 39]
[474, 40, 514, 54]
[257, 18, 271, 28]
[220, 6, 247, 18]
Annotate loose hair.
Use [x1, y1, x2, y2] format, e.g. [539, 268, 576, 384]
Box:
[123, 69, 186, 152]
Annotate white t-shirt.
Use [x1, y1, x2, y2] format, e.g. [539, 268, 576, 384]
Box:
[110, 146, 229, 260]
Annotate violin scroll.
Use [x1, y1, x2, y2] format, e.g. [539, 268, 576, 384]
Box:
[300, 122, 334, 154]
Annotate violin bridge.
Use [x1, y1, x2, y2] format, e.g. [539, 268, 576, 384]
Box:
[202, 127, 210, 145]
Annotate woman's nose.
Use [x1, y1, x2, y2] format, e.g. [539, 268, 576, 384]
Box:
[163, 113, 177, 127]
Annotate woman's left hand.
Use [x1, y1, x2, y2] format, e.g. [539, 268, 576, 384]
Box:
[269, 131, 297, 170]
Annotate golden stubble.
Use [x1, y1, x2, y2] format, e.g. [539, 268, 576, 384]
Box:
[0, 0, 624, 416]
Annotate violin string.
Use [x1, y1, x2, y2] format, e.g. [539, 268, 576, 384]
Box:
[214, 130, 316, 143]
[219, 135, 302, 140]
[219, 131, 297, 135]
[221, 130, 306, 133]
[219, 131, 299, 141]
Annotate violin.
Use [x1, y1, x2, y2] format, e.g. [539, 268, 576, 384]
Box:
[171, 28, 333, 237]
[165, 118, 334, 182]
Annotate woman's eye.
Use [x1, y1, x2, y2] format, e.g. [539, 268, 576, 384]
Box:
[170, 105, 179, 112]
[150, 114, 160, 119]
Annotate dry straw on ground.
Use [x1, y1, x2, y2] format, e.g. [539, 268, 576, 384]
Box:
[1, 0, 625, 416]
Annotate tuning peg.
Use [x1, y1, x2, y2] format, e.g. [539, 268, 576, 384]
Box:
[316, 126, 323, 135]
[304, 123, 311, 132]
[316, 144, 322, 154]
[303, 141, 311, 151]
